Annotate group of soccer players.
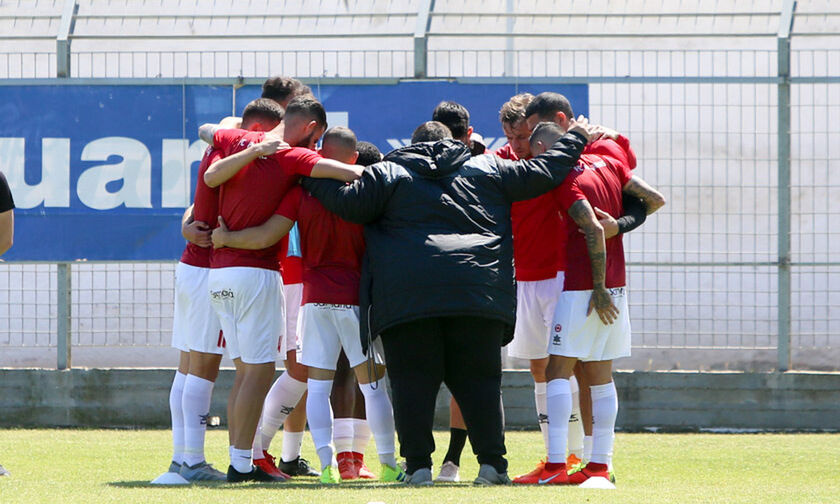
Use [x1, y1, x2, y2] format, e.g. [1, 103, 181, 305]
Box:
[159, 75, 664, 486]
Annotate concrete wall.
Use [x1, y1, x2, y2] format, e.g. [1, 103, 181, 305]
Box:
[1, 369, 838, 431]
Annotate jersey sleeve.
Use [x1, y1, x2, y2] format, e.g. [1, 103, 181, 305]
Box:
[276, 185, 303, 221]
[277, 148, 322, 177]
[0, 172, 14, 212]
[557, 171, 587, 213]
[213, 129, 249, 156]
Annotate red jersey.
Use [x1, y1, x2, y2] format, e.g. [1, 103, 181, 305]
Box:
[584, 135, 636, 171]
[180, 146, 222, 268]
[277, 235, 303, 285]
[557, 152, 634, 291]
[211, 129, 321, 271]
[495, 144, 566, 281]
[277, 186, 365, 305]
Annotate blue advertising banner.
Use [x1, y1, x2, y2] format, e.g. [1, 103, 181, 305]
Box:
[1, 82, 586, 261]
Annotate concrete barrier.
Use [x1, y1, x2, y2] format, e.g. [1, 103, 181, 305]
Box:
[1, 369, 838, 431]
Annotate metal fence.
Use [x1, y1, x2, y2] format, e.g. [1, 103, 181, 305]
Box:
[1, 2, 839, 371]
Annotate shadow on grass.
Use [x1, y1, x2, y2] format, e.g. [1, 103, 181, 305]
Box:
[107, 480, 466, 490]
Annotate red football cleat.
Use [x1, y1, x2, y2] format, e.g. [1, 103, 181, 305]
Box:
[352, 452, 376, 479]
[536, 463, 570, 485]
[337, 452, 359, 480]
[512, 459, 546, 484]
[254, 451, 291, 481]
[567, 462, 610, 485]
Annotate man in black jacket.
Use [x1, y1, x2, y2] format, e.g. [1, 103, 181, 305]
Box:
[302, 119, 590, 485]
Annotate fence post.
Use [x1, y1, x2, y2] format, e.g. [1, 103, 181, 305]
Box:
[413, 0, 433, 78]
[57, 263, 72, 370]
[56, 0, 78, 77]
[776, 0, 796, 372]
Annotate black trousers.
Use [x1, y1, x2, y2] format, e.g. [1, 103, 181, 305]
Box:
[381, 316, 507, 474]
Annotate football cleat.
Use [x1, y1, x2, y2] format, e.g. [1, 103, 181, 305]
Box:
[179, 461, 226, 482]
[353, 452, 376, 479]
[319, 464, 341, 484]
[278, 456, 320, 477]
[536, 463, 570, 485]
[253, 454, 291, 481]
[512, 459, 546, 484]
[381, 464, 407, 482]
[226, 464, 287, 483]
[567, 462, 611, 485]
[337, 452, 359, 480]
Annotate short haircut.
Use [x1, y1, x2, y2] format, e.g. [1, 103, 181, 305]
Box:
[356, 141, 382, 166]
[432, 101, 470, 139]
[322, 126, 357, 152]
[525, 92, 574, 122]
[241, 98, 285, 129]
[411, 121, 452, 144]
[529, 121, 565, 151]
[284, 95, 327, 130]
[498, 93, 534, 125]
[261, 76, 312, 104]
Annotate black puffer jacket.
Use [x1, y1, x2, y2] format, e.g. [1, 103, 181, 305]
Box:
[302, 131, 587, 347]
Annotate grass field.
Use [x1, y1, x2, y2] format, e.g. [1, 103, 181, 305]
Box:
[0, 429, 838, 503]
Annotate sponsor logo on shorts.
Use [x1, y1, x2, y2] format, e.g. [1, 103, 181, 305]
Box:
[210, 289, 234, 300]
[552, 333, 562, 346]
[554, 324, 562, 333]
[314, 303, 355, 310]
[609, 287, 625, 296]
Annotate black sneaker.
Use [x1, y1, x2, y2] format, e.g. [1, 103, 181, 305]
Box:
[226, 465, 287, 483]
[278, 456, 320, 477]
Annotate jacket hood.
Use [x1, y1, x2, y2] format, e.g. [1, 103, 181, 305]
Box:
[384, 139, 471, 178]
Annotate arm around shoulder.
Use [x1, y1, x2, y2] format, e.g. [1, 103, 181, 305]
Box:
[622, 175, 665, 215]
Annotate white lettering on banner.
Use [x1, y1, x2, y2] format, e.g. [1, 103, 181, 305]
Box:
[161, 139, 205, 208]
[326, 111, 349, 128]
[1, 138, 71, 208]
[77, 137, 153, 210]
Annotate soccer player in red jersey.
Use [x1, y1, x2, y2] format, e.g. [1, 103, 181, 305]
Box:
[212, 127, 405, 485]
[524, 92, 647, 479]
[196, 96, 364, 482]
[527, 121, 664, 485]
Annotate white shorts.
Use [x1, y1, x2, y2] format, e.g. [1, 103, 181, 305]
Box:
[549, 286, 631, 362]
[279, 282, 302, 355]
[508, 272, 565, 360]
[171, 262, 224, 355]
[297, 303, 384, 370]
[208, 267, 284, 365]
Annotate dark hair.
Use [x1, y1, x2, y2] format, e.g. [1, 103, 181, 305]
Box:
[498, 93, 534, 125]
[355, 141, 382, 166]
[241, 98, 285, 129]
[284, 95, 328, 130]
[528, 121, 565, 151]
[411, 121, 452, 144]
[261, 76, 312, 105]
[432, 101, 470, 140]
[525, 92, 574, 123]
[322, 126, 357, 152]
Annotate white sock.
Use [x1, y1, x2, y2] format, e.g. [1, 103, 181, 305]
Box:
[352, 418, 371, 455]
[230, 446, 253, 474]
[590, 382, 618, 465]
[333, 418, 355, 454]
[252, 417, 264, 460]
[359, 382, 397, 467]
[281, 430, 304, 463]
[181, 374, 214, 466]
[169, 371, 187, 464]
[306, 378, 335, 470]
[583, 436, 593, 462]
[545, 378, 571, 464]
[534, 381, 549, 455]
[567, 375, 584, 459]
[260, 373, 308, 450]
[608, 432, 615, 467]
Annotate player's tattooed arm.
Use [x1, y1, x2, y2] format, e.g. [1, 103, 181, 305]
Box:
[588, 194, 648, 239]
[568, 199, 619, 325]
[622, 175, 666, 215]
[181, 204, 212, 248]
[211, 215, 294, 250]
[203, 137, 289, 188]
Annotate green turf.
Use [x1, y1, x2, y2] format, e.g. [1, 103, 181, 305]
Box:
[0, 429, 838, 503]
